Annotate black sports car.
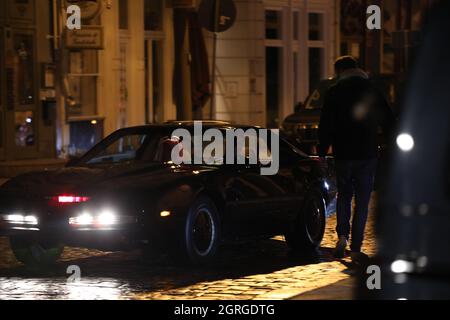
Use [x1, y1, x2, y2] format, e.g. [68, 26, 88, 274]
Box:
[0, 122, 335, 266]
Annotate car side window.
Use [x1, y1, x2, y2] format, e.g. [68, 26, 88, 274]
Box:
[86, 134, 147, 164]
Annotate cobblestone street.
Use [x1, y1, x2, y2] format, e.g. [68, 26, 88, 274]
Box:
[0, 197, 377, 300]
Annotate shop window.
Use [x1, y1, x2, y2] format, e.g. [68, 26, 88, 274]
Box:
[144, 0, 163, 31]
[13, 34, 35, 105]
[67, 51, 98, 117]
[15, 111, 34, 147]
[265, 10, 282, 40]
[309, 13, 324, 41]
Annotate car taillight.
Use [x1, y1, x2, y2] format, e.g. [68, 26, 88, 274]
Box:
[55, 195, 90, 203]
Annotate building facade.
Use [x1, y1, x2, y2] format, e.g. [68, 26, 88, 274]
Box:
[0, 0, 430, 166]
[0, 1, 56, 162]
[211, 0, 337, 128]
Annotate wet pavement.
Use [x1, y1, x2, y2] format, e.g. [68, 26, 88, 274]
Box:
[0, 197, 377, 300]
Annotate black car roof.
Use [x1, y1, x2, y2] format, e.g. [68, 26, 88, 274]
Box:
[116, 121, 260, 132]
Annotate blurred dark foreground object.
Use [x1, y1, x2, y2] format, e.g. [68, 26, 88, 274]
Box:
[357, 1, 450, 299]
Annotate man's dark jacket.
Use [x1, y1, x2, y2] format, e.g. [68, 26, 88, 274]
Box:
[318, 70, 395, 160]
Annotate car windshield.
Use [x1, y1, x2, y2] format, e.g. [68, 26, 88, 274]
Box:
[76, 129, 176, 166]
[76, 128, 226, 166]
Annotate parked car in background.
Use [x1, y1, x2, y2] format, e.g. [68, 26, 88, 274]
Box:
[282, 76, 395, 190]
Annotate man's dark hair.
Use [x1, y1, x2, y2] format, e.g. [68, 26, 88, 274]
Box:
[334, 56, 358, 72]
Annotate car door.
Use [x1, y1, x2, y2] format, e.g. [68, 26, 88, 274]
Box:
[262, 139, 311, 235]
[221, 132, 279, 238]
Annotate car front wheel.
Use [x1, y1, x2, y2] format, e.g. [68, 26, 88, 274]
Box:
[9, 235, 64, 268]
[180, 196, 221, 265]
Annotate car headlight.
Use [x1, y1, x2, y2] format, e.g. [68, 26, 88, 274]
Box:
[69, 212, 94, 226]
[4, 214, 39, 226]
[97, 210, 117, 225]
[69, 209, 118, 227]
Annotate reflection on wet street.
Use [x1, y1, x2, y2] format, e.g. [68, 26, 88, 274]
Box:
[0, 203, 377, 300]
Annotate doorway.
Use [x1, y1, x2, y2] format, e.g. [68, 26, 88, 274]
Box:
[3, 28, 39, 160]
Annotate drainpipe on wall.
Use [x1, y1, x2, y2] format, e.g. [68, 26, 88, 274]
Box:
[174, 9, 193, 121]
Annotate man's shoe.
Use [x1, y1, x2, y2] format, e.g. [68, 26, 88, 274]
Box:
[334, 236, 348, 258]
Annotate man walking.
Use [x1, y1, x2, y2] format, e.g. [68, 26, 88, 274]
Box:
[318, 56, 395, 261]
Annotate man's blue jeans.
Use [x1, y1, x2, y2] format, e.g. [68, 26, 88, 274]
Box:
[335, 159, 377, 252]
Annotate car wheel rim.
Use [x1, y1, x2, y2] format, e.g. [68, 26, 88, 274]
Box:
[192, 207, 215, 257]
[306, 199, 324, 243]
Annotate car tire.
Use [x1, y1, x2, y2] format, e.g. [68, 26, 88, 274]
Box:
[177, 196, 221, 265]
[285, 188, 326, 253]
[9, 235, 64, 268]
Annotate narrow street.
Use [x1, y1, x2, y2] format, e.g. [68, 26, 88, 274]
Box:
[0, 197, 377, 300]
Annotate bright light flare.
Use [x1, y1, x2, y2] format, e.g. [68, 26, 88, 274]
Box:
[5, 214, 38, 225]
[98, 210, 117, 225]
[160, 210, 171, 218]
[391, 260, 414, 274]
[69, 210, 118, 227]
[70, 212, 94, 225]
[396, 133, 415, 152]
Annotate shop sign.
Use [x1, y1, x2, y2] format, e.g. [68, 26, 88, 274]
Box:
[66, 26, 104, 50]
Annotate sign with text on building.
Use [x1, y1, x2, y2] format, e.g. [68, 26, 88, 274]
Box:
[66, 25, 104, 50]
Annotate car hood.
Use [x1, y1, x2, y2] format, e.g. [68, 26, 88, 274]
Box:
[0, 163, 213, 199]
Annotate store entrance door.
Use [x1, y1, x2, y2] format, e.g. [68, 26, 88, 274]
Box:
[3, 28, 39, 160]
